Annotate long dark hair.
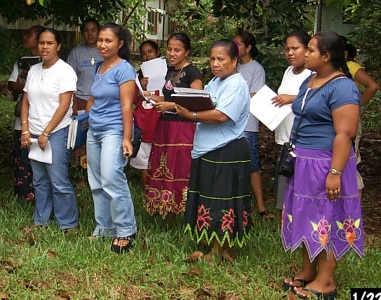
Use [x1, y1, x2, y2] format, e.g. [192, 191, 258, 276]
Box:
[313, 31, 352, 79]
[139, 40, 159, 55]
[235, 31, 259, 59]
[100, 22, 131, 61]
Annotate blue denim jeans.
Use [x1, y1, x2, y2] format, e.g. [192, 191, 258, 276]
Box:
[87, 128, 137, 238]
[30, 126, 78, 229]
[243, 131, 260, 173]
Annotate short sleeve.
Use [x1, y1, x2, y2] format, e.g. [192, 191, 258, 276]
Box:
[8, 61, 19, 82]
[58, 63, 77, 94]
[186, 65, 202, 85]
[115, 61, 136, 86]
[328, 78, 360, 111]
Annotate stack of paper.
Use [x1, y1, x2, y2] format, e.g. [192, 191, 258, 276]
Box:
[67, 112, 89, 149]
[250, 85, 292, 131]
[28, 138, 52, 164]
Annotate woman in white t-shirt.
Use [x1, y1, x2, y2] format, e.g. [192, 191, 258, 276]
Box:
[20, 28, 79, 231]
[272, 30, 311, 208]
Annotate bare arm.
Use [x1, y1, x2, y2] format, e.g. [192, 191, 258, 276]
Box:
[325, 104, 359, 200]
[120, 80, 135, 158]
[354, 68, 379, 106]
[8, 77, 25, 95]
[175, 105, 229, 124]
[272, 94, 296, 107]
[86, 96, 94, 112]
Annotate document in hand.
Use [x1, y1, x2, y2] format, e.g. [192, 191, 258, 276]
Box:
[67, 112, 89, 149]
[171, 88, 215, 112]
[28, 138, 52, 164]
[250, 85, 292, 131]
[141, 57, 167, 91]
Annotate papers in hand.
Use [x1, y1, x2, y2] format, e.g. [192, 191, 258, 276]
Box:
[67, 112, 89, 149]
[171, 88, 215, 112]
[250, 85, 292, 131]
[28, 138, 52, 164]
[141, 57, 167, 91]
[135, 74, 156, 104]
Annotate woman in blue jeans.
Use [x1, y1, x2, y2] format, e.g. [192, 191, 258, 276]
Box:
[20, 28, 78, 231]
[86, 23, 137, 254]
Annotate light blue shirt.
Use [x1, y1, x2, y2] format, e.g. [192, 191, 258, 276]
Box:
[89, 60, 135, 132]
[192, 73, 250, 159]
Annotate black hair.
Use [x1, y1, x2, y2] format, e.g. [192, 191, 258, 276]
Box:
[211, 39, 239, 60]
[139, 40, 159, 54]
[81, 18, 100, 32]
[235, 31, 259, 59]
[340, 36, 357, 61]
[285, 29, 311, 48]
[99, 22, 130, 61]
[38, 28, 62, 45]
[167, 32, 191, 51]
[313, 31, 352, 79]
[30, 25, 46, 39]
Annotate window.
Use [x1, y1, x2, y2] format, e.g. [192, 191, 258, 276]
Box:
[147, 11, 158, 35]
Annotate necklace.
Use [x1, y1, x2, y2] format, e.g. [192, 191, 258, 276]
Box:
[310, 71, 341, 88]
[86, 46, 95, 65]
[98, 58, 120, 86]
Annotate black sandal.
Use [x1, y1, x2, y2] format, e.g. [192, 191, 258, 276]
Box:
[111, 234, 136, 254]
[258, 210, 275, 220]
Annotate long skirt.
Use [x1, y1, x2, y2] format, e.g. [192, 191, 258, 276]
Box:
[184, 138, 252, 248]
[13, 130, 34, 200]
[281, 147, 364, 261]
[144, 119, 195, 217]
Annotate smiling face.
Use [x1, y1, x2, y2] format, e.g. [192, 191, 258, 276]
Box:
[210, 45, 237, 80]
[38, 31, 61, 63]
[97, 28, 123, 60]
[166, 38, 189, 69]
[305, 37, 327, 72]
[140, 43, 159, 62]
[284, 36, 308, 69]
[82, 21, 99, 47]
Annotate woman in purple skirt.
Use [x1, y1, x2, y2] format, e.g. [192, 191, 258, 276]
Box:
[281, 31, 363, 300]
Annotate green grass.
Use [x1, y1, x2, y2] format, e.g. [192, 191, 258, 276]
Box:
[0, 96, 380, 299]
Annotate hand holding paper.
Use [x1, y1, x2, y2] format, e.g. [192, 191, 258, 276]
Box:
[250, 85, 292, 131]
[28, 138, 53, 164]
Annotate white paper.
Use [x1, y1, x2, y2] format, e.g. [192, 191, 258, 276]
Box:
[135, 75, 156, 105]
[28, 138, 53, 164]
[250, 85, 292, 131]
[141, 57, 167, 91]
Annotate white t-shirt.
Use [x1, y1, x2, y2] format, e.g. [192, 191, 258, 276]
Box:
[274, 66, 312, 145]
[237, 60, 266, 132]
[24, 59, 77, 135]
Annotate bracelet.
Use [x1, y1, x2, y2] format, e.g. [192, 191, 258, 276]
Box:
[21, 121, 27, 124]
[42, 132, 50, 137]
[192, 112, 197, 121]
[330, 168, 342, 175]
[21, 131, 30, 136]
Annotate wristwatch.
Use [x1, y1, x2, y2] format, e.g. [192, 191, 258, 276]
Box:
[330, 168, 342, 175]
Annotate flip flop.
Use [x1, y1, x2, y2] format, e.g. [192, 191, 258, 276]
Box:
[297, 288, 337, 299]
[282, 276, 311, 292]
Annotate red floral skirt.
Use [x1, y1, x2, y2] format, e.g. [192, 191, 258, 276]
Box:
[144, 119, 195, 217]
[184, 138, 252, 248]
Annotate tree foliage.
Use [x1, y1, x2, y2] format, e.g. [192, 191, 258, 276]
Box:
[0, 0, 127, 26]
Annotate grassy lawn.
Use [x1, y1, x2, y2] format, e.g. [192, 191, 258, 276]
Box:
[0, 96, 380, 299]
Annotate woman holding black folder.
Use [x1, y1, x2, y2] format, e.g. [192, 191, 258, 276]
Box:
[142, 33, 203, 227]
[175, 39, 252, 263]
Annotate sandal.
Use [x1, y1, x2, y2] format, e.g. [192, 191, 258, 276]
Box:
[283, 276, 311, 292]
[111, 234, 136, 254]
[297, 288, 337, 300]
[258, 210, 275, 220]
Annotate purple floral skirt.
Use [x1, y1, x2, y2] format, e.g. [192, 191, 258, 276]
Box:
[184, 138, 252, 248]
[281, 147, 364, 261]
